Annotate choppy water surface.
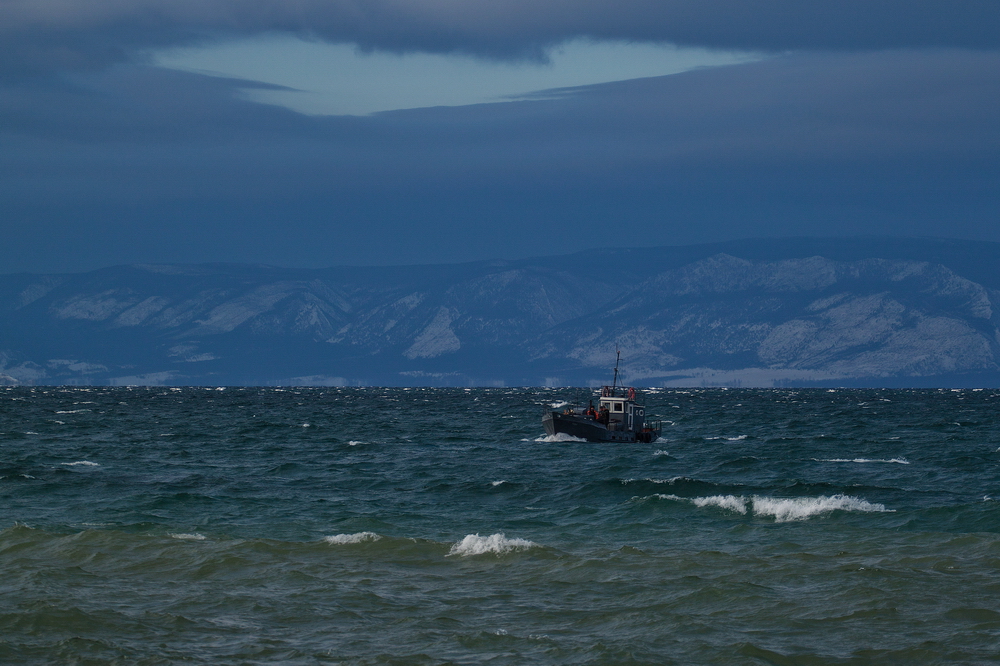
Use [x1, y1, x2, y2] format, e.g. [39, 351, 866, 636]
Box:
[2, 387, 1000, 665]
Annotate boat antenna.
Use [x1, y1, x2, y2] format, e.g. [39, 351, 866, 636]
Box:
[612, 348, 620, 396]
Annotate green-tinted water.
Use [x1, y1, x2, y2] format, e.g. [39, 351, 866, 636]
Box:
[2, 387, 1000, 664]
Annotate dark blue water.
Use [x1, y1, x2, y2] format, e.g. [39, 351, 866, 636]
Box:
[2, 387, 1000, 664]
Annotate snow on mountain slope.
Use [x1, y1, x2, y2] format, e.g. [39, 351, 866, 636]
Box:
[1, 239, 999, 386]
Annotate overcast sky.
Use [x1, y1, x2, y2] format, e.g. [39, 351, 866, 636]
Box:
[2, 1, 999, 273]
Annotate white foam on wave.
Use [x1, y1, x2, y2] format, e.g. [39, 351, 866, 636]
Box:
[55, 409, 91, 414]
[448, 532, 537, 557]
[491, 480, 507, 486]
[61, 461, 99, 467]
[169, 533, 206, 541]
[627, 476, 685, 485]
[652, 449, 670, 457]
[752, 494, 890, 522]
[692, 494, 749, 514]
[347, 440, 363, 446]
[323, 531, 381, 545]
[654, 493, 890, 522]
[534, 433, 586, 443]
[818, 458, 910, 465]
[549, 401, 569, 408]
[727, 435, 748, 441]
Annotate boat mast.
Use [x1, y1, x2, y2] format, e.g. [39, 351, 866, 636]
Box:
[611, 348, 620, 396]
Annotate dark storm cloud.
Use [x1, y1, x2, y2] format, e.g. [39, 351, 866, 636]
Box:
[2, 49, 998, 272]
[2, 0, 1000, 76]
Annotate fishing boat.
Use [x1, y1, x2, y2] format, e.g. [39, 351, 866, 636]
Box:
[542, 352, 661, 443]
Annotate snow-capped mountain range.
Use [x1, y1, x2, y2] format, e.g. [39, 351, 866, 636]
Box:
[2, 238, 999, 386]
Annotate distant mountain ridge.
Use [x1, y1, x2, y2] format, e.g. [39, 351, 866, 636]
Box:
[2, 237, 999, 387]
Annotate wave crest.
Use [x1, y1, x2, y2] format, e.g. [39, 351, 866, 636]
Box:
[655, 493, 890, 522]
[448, 533, 537, 557]
[534, 433, 586, 443]
[752, 494, 889, 522]
[693, 494, 749, 514]
[817, 458, 910, 465]
[323, 532, 381, 545]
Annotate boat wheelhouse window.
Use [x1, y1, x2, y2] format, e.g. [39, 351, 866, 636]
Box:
[613, 403, 624, 412]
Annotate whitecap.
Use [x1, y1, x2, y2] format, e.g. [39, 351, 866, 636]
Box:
[549, 401, 569, 408]
[300, 423, 311, 428]
[55, 409, 91, 414]
[534, 433, 586, 443]
[750, 494, 890, 522]
[323, 531, 381, 545]
[169, 533, 206, 541]
[652, 449, 670, 457]
[632, 476, 685, 485]
[60, 461, 99, 467]
[817, 458, 910, 465]
[347, 440, 363, 446]
[491, 480, 507, 486]
[655, 493, 889, 522]
[447, 533, 537, 556]
[692, 494, 749, 514]
[726, 435, 748, 441]
[654, 493, 748, 515]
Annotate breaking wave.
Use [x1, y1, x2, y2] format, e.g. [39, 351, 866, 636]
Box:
[61, 461, 100, 467]
[448, 533, 538, 557]
[817, 458, 910, 464]
[323, 532, 381, 545]
[692, 494, 749, 514]
[655, 494, 890, 522]
[533, 433, 586, 443]
[169, 533, 206, 541]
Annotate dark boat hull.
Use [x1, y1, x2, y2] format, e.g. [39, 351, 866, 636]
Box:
[542, 412, 659, 443]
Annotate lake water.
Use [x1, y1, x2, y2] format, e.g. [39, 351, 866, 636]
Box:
[2, 386, 1000, 664]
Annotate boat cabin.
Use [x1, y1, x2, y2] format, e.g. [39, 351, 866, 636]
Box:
[598, 395, 647, 432]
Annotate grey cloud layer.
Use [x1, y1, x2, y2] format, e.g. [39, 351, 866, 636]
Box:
[5, 50, 997, 156]
[3, 0, 1000, 75]
[2, 1, 998, 272]
[2, 50, 998, 271]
